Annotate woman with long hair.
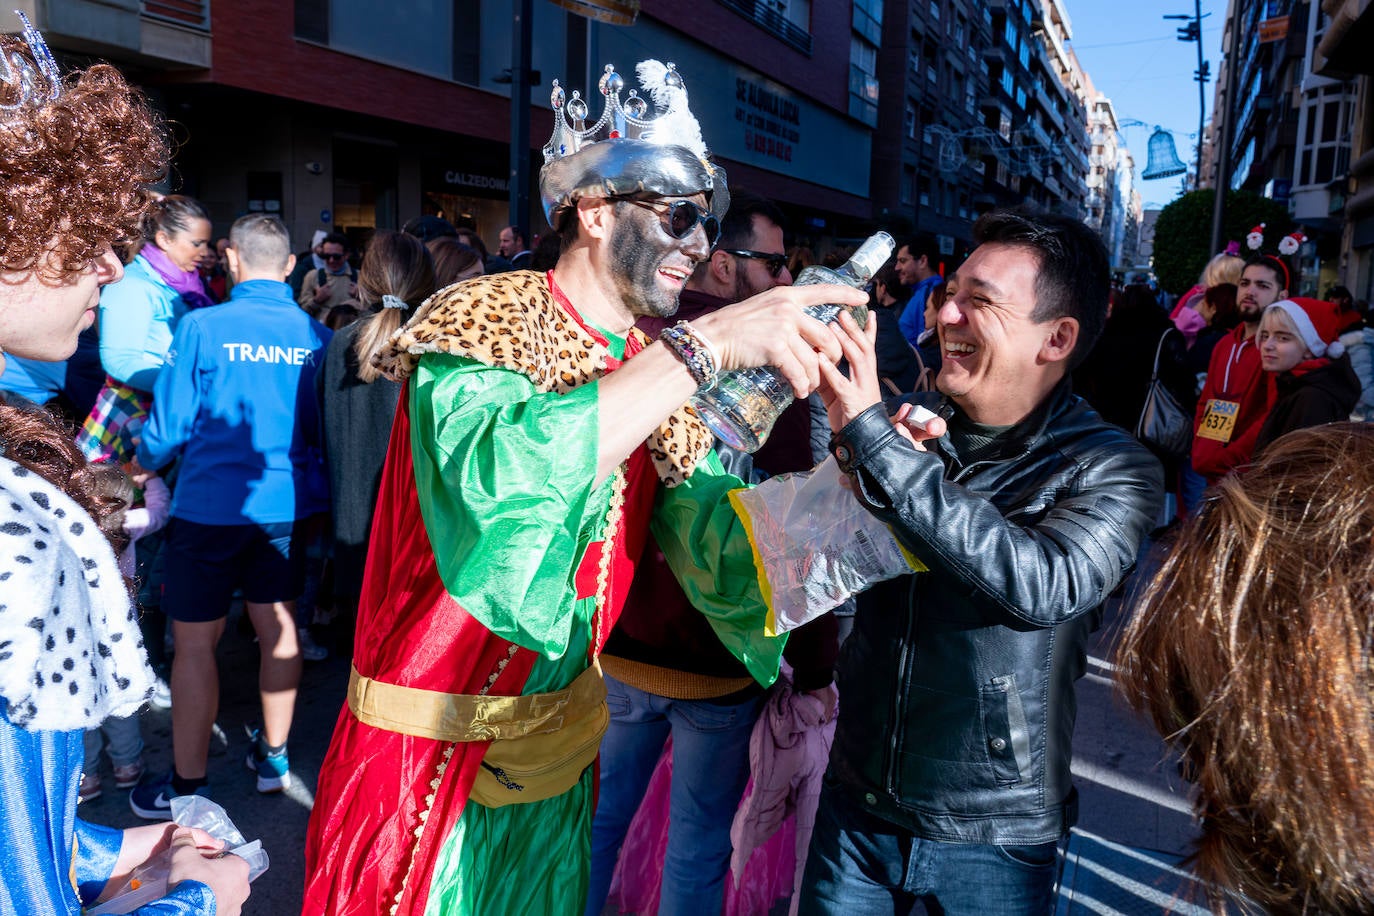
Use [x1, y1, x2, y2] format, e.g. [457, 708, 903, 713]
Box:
[0, 21, 248, 913]
[317, 230, 437, 622]
[427, 236, 484, 289]
[77, 193, 213, 464]
[1115, 423, 1374, 914]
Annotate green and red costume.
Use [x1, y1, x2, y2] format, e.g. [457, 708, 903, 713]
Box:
[303, 271, 782, 916]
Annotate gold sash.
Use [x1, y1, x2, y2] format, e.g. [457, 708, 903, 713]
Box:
[347, 661, 609, 806]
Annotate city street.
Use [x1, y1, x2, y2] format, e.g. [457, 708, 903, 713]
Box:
[77, 541, 1206, 915]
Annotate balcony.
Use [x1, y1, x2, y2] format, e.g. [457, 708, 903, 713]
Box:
[715, 0, 812, 55]
[143, 0, 208, 29]
[17, 0, 210, 68]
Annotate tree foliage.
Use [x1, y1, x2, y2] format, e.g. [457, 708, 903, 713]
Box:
[1151, 190, 1293, 294]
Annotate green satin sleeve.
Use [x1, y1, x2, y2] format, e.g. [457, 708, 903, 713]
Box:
[650, 450, 787, 687]
[409, 353, 606, 658]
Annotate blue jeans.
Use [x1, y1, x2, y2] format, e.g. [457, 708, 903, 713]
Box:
[585, 674, 762, 916]
[799, 777, 1059, 916]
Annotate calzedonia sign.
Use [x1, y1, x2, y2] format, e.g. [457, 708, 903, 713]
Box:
[422, 161, 512, 200]
[441, 172, 510, 192]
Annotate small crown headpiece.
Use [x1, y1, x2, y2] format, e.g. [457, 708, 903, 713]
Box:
[539, 60, 727, 229]
[1, 11, 60, 112]
[543, 62, 706, 164]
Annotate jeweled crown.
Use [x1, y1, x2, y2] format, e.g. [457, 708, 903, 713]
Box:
[1, 11, 60, 112]
[543, 62, 707, 165]
[538, 60, 727, 229]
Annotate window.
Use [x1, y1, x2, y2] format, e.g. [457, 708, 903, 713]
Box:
[1015, 86, 1026, 109]
[954, 15, 966, 44]
[902, 166, 916, 204]
[905, 100, 917, 139]
[1295, 87, 1354, 187]
[721, 0, 813, 53]
[848, 37, 880, 126]
[297, 0, 465, 82]
[852, 0, 881, 45]
[929, 0, 940, 20]
[763, 0, 811, 31]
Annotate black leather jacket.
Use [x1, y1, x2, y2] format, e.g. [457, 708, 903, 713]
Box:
[829, 381, 1164, 844]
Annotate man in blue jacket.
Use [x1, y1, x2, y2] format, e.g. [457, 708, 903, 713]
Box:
[130, 213, 332, 820]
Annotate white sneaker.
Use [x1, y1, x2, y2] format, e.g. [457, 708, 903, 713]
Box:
[149, 678, 172, 710]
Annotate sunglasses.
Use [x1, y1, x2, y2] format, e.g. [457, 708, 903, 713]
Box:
[322, 252, 347, 262]
[720, 249, 788, 278]
[616, 197, 720, 246]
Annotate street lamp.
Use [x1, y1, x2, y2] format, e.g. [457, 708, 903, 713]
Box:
[1164, 4, 1211, 188]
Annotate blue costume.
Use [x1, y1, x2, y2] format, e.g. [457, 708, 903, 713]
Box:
[0, 456, 213, 912]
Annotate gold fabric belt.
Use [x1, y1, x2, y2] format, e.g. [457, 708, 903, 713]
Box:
[600, 655, 756, 700]
[347, 660, 607, 743]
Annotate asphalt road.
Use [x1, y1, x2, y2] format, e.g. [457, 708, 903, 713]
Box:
[78, 540, 1200, 915]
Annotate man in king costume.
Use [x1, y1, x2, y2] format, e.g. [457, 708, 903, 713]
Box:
[302, 61, 863, 916]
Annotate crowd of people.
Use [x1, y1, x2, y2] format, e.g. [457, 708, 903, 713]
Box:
[2, 26, 1371, 916]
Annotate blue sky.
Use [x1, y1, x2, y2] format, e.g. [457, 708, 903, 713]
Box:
[1066, 0, 1230, 209]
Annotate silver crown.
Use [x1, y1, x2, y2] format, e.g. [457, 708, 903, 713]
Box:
[543, 62, 708, 164]
[2, 11, 59, 112]
[539, 60, 726, 228]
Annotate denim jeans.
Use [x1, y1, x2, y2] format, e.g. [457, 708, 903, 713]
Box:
[585, 674, 762, 916]
[798, 776, 1059, 916]
[84, 713, 144, 770]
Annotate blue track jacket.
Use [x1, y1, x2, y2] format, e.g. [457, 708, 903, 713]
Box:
[137, 279, 332, 525]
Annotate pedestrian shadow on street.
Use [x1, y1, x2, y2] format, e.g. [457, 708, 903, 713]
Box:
[1055, 828, 1259, 916]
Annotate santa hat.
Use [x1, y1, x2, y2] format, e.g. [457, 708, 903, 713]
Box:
[1266, 297, 1346, 359]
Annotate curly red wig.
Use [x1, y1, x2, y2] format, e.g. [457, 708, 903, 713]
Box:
[1116, 424, 1374, 914]
[0, 35, 168, 274]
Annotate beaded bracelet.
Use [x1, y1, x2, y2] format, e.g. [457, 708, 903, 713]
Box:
[659, 321, 718, 389]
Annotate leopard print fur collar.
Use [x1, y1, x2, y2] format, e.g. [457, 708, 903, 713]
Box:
[375, 270, 713, 486]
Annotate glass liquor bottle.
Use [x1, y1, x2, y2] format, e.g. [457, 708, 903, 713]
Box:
[691, 231, 895, 452]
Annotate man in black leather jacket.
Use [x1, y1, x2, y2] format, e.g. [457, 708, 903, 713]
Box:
[799, 210, 1164, 916]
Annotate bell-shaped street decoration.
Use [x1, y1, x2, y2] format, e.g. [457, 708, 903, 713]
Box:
[1141, 127, 1187, 180]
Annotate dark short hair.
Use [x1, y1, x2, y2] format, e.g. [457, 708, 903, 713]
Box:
[714, 189, 787, 252]
[898, 235, 939, 265]
[1244, 253, 1290, 292]
[321, 232, 350, 251]
[403, 215, 458, 243]
[971, 208, 1109, 369]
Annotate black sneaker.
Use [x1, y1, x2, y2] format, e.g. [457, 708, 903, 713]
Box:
[128, 772, 210, 820]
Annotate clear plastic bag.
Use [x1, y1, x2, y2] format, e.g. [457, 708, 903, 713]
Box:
[730, 454, 924, 636]
[85, 796, 270, 914]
